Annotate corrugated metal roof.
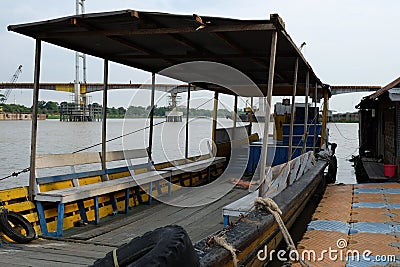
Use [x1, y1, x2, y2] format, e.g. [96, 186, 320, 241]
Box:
[356, 76, 400, 108]
[369, 76, 400, 100]
[8, 10, 329, 98]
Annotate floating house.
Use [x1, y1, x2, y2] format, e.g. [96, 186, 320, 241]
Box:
[357, 76, 400, 179]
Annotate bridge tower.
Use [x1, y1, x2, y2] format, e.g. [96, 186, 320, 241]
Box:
[166, 91, 183, 122]
[75, 0, 86, 106]
[59, 0, 102, 122]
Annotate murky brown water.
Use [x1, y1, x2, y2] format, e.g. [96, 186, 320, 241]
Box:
[0, 119, 357, 189]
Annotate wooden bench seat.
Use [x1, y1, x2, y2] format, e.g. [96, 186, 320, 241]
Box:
[162, 157, 225, 174]
[162, 156, 226, 185]
[33, 146, 226, 237]
[34, 149, 171, 237]
[35, 171, 169, 203]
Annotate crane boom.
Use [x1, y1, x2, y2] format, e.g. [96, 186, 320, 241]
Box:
[1, 65, 23, 104]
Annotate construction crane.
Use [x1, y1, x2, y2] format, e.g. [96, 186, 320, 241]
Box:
[0, 65, 23, 104]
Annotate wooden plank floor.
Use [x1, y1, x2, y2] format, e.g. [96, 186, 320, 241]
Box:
[0, 188, 249, 266]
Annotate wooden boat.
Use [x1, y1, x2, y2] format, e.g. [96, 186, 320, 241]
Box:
[0, 10, 333, 266]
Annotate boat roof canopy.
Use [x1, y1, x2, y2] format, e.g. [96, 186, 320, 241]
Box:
[8, 10, 330, 99]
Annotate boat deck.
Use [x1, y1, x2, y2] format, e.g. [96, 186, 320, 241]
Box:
[294, 183, 400, 267]
[0, 188, 248, 266]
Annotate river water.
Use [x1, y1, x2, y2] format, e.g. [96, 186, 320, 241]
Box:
[0, 119, 357, 189]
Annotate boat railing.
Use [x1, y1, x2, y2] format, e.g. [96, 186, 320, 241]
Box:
[223, 151, 315, 226]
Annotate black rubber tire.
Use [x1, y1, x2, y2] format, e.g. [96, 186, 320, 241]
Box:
[92, 225, 199, 267]
[0, 211, 36, 244]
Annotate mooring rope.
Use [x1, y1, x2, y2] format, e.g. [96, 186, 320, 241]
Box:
[214, 235, 238, 267]
[112, 248, 119, 267]
[0, 167, 30, 182]
[254, 197, 312, 267]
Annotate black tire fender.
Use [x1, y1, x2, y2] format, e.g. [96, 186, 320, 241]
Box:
[92, 225, 199, 267]
[0, 210, 36, 244]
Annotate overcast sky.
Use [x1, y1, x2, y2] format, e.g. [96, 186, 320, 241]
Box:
[0, 0, 399, 113]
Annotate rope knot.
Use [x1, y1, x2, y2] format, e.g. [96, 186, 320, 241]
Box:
[254, 197, 282, 215]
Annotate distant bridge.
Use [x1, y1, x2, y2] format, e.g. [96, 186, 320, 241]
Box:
[0, 82, 197, 94]
[330, 85, 380, 95]
[1, 83, 381, 96]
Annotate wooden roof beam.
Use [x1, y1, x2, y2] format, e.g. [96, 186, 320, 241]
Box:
[36, 23, 276, 39]
[73, 18, 176, 65]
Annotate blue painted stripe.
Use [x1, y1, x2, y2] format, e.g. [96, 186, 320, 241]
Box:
[354, 188, 383, 194]
[346, 255, 399, 267]
[37, 166, 131, 184]
[383, 189, 400, 194]
[352, 202, 387, 209]
[350, 222, 394, 234]
[37, 170, 107, 184]
[388, 203, 400, 209]
[307, 220, 350, 234]
[106, 166, 129, 174]
[353, 202, 400, 209]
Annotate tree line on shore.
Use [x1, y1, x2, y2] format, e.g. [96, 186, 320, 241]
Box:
[0, 101, 233, 118]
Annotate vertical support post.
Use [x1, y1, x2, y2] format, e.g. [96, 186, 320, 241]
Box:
[321, 90, 329, 148]
[149, 73, 156, 160]
[211, 92, 219, 155]
[313, 82, 318, 153]
[233, 95, 238, 141]
[185, 84, 191, 159]
[101, 59, 108, 181]
[302, 72, 310, 154]
[29, 39, 41, 200]
[259, 31, 278, 197]
[75, 52, 80, 105]
[249, 97, 254, 134]
[288, 58, 299, 161]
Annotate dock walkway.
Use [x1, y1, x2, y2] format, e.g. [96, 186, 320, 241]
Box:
[0, 188, 248, 266]
[294, 183, 400, 267]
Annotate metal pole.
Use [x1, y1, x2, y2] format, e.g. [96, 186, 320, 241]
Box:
[101, 59, 108, 181]
[75, 0, 81, 106]
[288, 58, 299, 161]
[75, 52, 80, 105]
[149, 73, 156, 160]
[249, 97, 254, 135]
[211, 92, 219, 155]
[75, 0, 79, 15]
[302, 72, 310, 154]
[233, 95, 238, 141]
[28, 39, 41, 200]
[313, 82, 318, 153]
[185, 84, 191, 159]
[259, 31, 278, 197]
[321, 90, 329, 148]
